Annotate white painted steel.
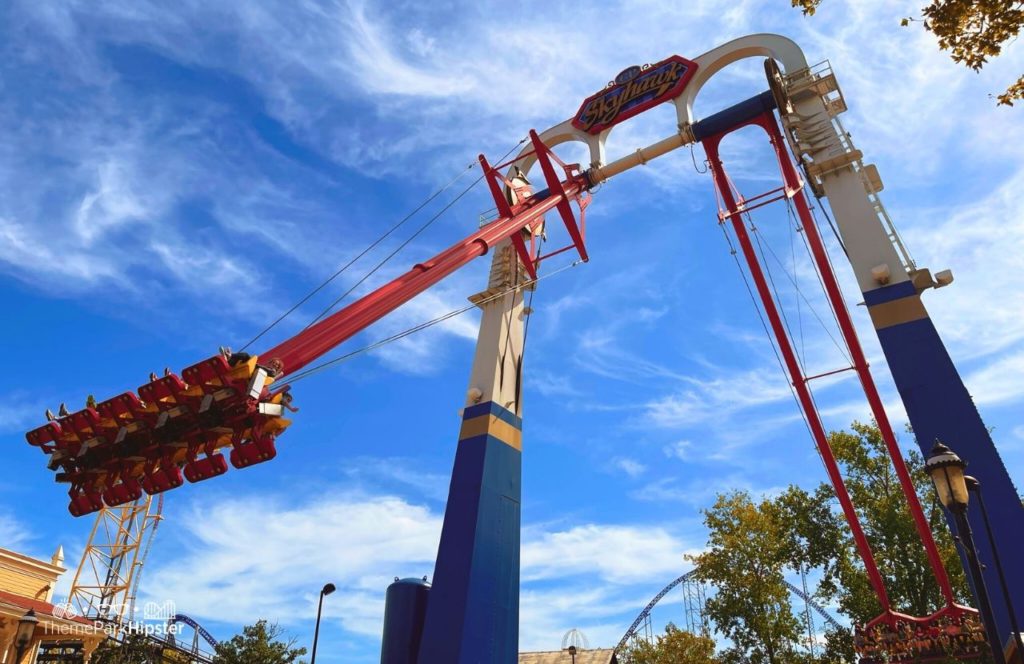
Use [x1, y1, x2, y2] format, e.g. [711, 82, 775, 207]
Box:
[503, 33, 917, 294]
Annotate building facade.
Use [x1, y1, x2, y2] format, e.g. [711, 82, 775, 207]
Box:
[0, 546, 105, 663]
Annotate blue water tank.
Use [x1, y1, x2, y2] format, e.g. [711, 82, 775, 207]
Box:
[380, 576, 431, 664]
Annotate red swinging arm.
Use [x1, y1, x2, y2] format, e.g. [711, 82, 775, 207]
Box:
[25, 131, 590, 517]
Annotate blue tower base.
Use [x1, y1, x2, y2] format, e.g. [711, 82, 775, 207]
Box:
[415, 401, 522, 664]
[867, 280, 1024, 642]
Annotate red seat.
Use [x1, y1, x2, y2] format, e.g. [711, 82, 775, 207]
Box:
[68, 486, 104, 517]
[182, 355, 233, 393]
[141, 459, 184, 494]
[119, 392, 156, 421]
[65, 408, 102, 438]
[96, 392, 145, 424]
[138, 374, 188, 409]
[93, 392, 159, 438]
[229, 436, 277, 469]
[26, 421, 62, 452]
[103, 477, 143, 506]
[184, 453, 228, 483]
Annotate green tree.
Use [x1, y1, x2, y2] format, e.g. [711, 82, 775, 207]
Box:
[212, 620, 307, 664]
[691, 422, 977, 663]
[90, 632, 164, 664]
[688, 492, 808, 664]
[790, 0, 1024, 105]
[622, 623, 720, 664]
[778, 422, 971, 624]
[774, 422, 978, 662]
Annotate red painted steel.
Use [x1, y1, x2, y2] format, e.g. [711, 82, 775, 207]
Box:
[265, 131, 589, 377]
[760, 114, 957, 606]
[27, 132, 590, 516]
[702, 131, 893, 614]
[701, 109, 980, 657]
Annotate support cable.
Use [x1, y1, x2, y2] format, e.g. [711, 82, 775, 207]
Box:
[738, 214, 848, 470]
[747, 210, 806, 375]
[239, 162, 479, 352]
[303, 137, 529, 330]
[718, 206, 840, 483]
[797, 160, 848, 258]
[813, 196, 848, 258]
[789, 202, 807, 368]
[717, 221, 816, 447]
[748, 204, 852, 366]
[690, 144, 708, 174]
[503, 234, 546, 383]
[277, 258, 581, 388]
[795, 197, 862, 348]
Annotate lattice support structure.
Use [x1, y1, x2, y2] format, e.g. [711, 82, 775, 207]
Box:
[66, 496, 162, 626]
[682, 576, 709, 638]
[799, 565, 817, 656]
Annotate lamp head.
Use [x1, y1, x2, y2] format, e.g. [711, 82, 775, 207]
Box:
[321, 583, 336, 596]
[925, 440, 969, 509]
[16, 608, 38, 647]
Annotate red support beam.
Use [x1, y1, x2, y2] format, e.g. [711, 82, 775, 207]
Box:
[703, 130, 893, 613]
[701, 110, 982, 655]
[264, 142, 589, 377]
[759, 113, 957, 607]
[28, 134, 590, 517]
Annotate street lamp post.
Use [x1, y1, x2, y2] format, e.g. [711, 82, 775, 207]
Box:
[925, 441, 1007, 664]
[966, 474, 1024, 661]
[310, 582, 336, 664]
[14, 609, 38, 663]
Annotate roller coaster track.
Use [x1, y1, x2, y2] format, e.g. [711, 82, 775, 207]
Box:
[164, 613, 219, 663]
[614, 571, 844, 653]
[783, 580, 844, 633]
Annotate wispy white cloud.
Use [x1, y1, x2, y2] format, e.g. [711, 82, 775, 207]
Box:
[0, 393, 46, 434]
[343, 2, 476, 99]
[529, 370, 584, 398]
[642, 367, 792, 428]
[139, 491, 697, 650]
[0, 510, 32, 552]
[610, 458, 647, 478]
[964, 349, 1024, 408]
[632, 474, 788, 508]
[141, 493, 442, 635]
[342, 456, 450, 501]
[521, 523, 692, 585]
[903, 170, 1024, 362]
[663, 440, 693, 461]
[575, 325, 690, 384]
[519, 584, 655, 652]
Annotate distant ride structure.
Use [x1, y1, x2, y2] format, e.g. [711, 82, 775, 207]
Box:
[21, 32, 1024, 664]
[66, 495, 163, 626]
[614, 570, 844, 656]
[163, 613, 218, 663]
[562, 628, 590, 651]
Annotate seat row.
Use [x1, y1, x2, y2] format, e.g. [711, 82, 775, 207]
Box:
[25, 353, 293, 516]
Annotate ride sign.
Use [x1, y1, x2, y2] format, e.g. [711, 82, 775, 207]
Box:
[573, 55, 698, 134]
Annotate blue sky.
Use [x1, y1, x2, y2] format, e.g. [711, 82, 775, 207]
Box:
[2, 0, 1023, 661]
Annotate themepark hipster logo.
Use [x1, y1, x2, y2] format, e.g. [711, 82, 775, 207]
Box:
[46, 597, 181, 638]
